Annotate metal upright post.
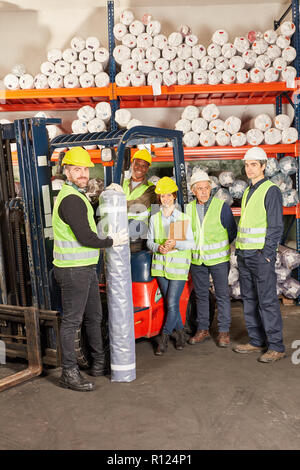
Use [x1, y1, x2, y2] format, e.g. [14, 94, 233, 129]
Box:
[107, 0, 119, 132]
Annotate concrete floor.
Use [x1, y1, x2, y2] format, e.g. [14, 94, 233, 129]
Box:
[0, 301, 300, 451]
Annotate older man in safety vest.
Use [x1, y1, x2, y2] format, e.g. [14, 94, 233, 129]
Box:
[123, 149, 156, 252]
[53, 147, 128, 391]
[233, 146, 285, 363]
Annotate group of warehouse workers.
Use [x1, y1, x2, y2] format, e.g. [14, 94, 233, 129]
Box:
[52, 144, 285, 392]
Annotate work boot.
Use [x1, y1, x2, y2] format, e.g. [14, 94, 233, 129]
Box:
[257, 349, 286, 363]
[174, 329, 186, 350]
[59, 366, 94, 392]
[188, 329, 211, 345]
[217, 332, 231, 348]
[88, 362, 110, 377]
[232, 343, 266, 354]
[155, 333, 169, 356]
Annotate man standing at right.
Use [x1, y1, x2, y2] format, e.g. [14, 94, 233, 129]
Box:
[234, 147, 286, 363]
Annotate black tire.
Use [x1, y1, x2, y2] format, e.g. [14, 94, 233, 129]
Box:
[184, 289, 216, 336]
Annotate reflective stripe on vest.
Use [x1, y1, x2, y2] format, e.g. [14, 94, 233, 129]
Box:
[123, 178, 154, 224]
[235, 180, 275, 250]
[186, 197, 230, 266]
[52, 184, 99, 267]
[151, 211, 191, 281]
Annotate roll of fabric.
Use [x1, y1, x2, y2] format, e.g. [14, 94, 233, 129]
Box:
[184, 57, 199, 73]
[147, 70, 162, 85]
[215, 188, 233, 206]
[54, 60, 70, 76]
[63, 73, 80, 88]
[168, 32, 183, 47]
[275, 265, 291, 283]
[212, 30, 229, 46]
[265, 157, 280, 177]
[231, 132, 247, 147]
[281, 66, 297, 86]
[249, 67, 265, 83]
[47, 48, 62, 63]
[282, 46, 297, 63]
[224, 116, 241, 134]
[252, 113, 273, 131]
[222, 69, 236, 84]
[280, 21, 295, 38]
[193, 69, 208, 84]
[4, 73, 19, 90]
[113, 23, 128, 41]
[77, 105, 95, 122]
[153, 34, 168, 50]
[115, 108, 132, 127]
[281, 277, 300, 299]
[209, 119, 224, 133]
[87, 61, 103, 75]
[274, 114, 291, 130]
[252, 39, 268, 55]
[163, 70, 177, 86]
[271, 172, 293, 192]
[179, 24, 191, 37]
[208, 69, 222, 85]
[229, 56, 245, 71]
[170, 57, 184, 73]
[87, 117, 106, 132]
[122, 33, 137, 49]
[136, 33, 153, 49]
[145, 46, 160, 62]
[48, 73, 63, 88]
[267, 45, 281, 60]
[79, 49, 94, 64]
[230, 282, 241, 299]
[182, 105, 200, 121]
[282, 190, 299, 208]
[130, 71, 146, 87]
[233, 37, 250, 54]
[34, 73, 49, 89]
[272, 57, 287, 71]
[221, 43, 236, 58]
[62, 48, 78, 64]
[94, 47, 109, 68]
[177, 70, 192, 85]
[46, 124, 63, 140]
[95, 72, 110, 87]
[177, 44, 192, 60]
[79, 72, 95, 88]
[115, 72, 130, 87]
[71, 36, 86, 52]
[185, 34, 198, 47]
[246, 128, 264, 145]
[192, 44, 207, 60]
[127, 118, 143, 129]
[86, 37, 100, 52]
[71, 119, 88, 133]
[200, 56, 215, 71]
[138, 59, 153, 74]
[121, 59, 137, 74]
[219, 171, 235, 187]
[264, 67, 279, 82]
[216, 130, 231, 146]
[236, 69, 250, 83]
[175, 118, 191, 133]
[207, 43, 222, 58]
[162, 46, 177, 61]
[40, 61, 55, 76]
[242, 50, 257, 69]
[131, 47, 145, 61]
[95, 102, 111, 122]
[209, 175, 221, 193]
[255, 54, 271, 70]
[276, 35, 290, 49]
[129, 20, 145, 36]
[120, 9, 134, 26]
[146, 20, 161, 36]
[229, 179, 248, 199]
[11, 64, 26, 77]
[191, 117, 208, 133]
[264, 128, 282, 145]
[279, 156, 298, 176]
[281, 127, 298, 144]
[215, 57, 229, 71]
[70, 60, 86, 76]
[199, 130, 215, 147]
[264, 29, 278, 44]
[113, 45, 131, 64]
[202, 104, 220, 122]
[228, 267, 239, 285]
[183, 131, 200, 147]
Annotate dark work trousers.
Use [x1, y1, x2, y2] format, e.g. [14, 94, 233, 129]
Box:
[54, 265, 104, 370]
[157, 276, 186, 335]
[237, 253, 285, 353]
[190, 261, 231, 332]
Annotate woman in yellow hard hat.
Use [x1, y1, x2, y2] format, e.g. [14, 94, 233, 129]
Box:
[147, 176, 194, 356]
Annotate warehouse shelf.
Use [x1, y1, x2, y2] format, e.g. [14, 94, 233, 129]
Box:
[232, 204, 300, 218]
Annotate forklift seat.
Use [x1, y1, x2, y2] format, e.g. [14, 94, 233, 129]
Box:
[131, 250, 154, 283]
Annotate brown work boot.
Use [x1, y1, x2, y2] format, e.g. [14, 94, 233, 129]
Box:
[257, 349, 286, 363]
[155, 333, 169, 356]
[217, 332, 231, 348]
[188, 329, 211, 345]
[233, 343, 266, 354]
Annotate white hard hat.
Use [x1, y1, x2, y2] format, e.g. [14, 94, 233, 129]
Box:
[243, 146, 267, 161]
[190, 170, 211, 187]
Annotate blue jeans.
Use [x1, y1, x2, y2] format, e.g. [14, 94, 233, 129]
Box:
[157, 277, 186, 335]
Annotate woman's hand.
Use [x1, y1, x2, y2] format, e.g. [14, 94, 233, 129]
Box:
[159, 239, 176, 254]
[159, 244, 168, 254]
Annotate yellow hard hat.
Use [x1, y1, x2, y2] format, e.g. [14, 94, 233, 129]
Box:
[62, 147, 94, 167]
[132, 149, 152, 166]
[155, 177, 178, 194]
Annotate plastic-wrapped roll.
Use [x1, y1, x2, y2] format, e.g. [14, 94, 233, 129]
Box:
[215, 57, 229, 71]
[209, 119, 224, 133]
[219, 171, 235, 187]
[229, 56, 245, 71]
[280, 21, 296, 38]
[71, 119, 88, 133]
[249, 67, 265, 83]
[236, 69, 250, 83]
[113, 45, 131, 64]
[212, 29, 229, 46]
[264, 29, 278, 44]
[122, 33, 137, 49]
[264, 67, 279, 82]
[70, 60, 86, 76]
[282, 189, 299, 208]
[62, 48, 78, 64]
[146, 20, 161, 36]
[120, 9, 134, 26]
[255, 54, 271, 70]
[4, 73, 19, 90]
[34, 73, 49, 89]
[115, 108, 132, 127]
[221, 43, 236, 58]
[127, 118, 143, 129]
[153, 34, 168, 50]
[222, 69, 236, 84]
[63, 74, 79, 88]
[200, 56, 215, 71]
[216, 130, 231, 146]
[275, 265, 291, 283]
[48, 73, 63, 89]
[179, 25, 191, 37]
[154, 58, 169, 73]
[79, 72, 95, 88]
[71, 36, 86, 52]
[272, 57, 287, 71]
[191, 117, 208, 133]
[136, 33, 153, 49]
[264, 128, 282, 145]
[145, 46, 160, 62]
[276, 35, 290, 49]
[233, 37, 250, 54]
[95, 72, 110, 87]
[229, 179, 248, 198]
[47, 48, 62, 63]
[279, 156, 298, 176]
[170, 58, 184, 72]
[147, 70, 162, 86]
[121, 59, 137, 73]
[271, 173, 293, 192]
[163, 70, 177, 86]
[224, 116, 241, 134]
[281, 127, 298, 144]
[209, 175, 221, 193]
[281, 66, 297, 85]
[98, 189, 135, 383]
[87, 61, 103, 75]
[265, 158, 280, 177]
[252, 39, 268, 55]
[79, 49, 94, 64]
[113, 23, 128, 41]
[175, 118, 191, 133]
[202, 104, 220, 122]
[138, 59, 153, 74]
[94, 47, 109, 67]
[215, 187, 233, 206]
[253, 114, 272, 131]
[131, 47, 145, 61]
[208, 69, 222, 85]
[40, 61, 55, 76]
[177, 44, 192, 60]
[199, 130, 215, 147]
[282, 46, 297, 63]
[129, 20, 145, 36]
[115, 72, 131, 87]
[162, 46, 177, 61]
[168, 32, 183, 47]
[246, 128, 264, 145]
[130, 71, 146, 87]
[77, 105, 96, 122]
[177, 70, 192, 85]
[11, 63, 26, 76]
[185, 34, 198, 47]
[182, 105, 200, 121]
[242, 50, 257, 69]
[281, 277, 300, 299]
[193, 69, 208, 84]
[231, 132, 247, 147]
[46, 124, 63, 140]
[183, 131, 200, 147]
[86, 37, 100, 52]
[230, 282, 241, 299]
[192, 44, 206, 60]
[184, 57, 199, 73]
[207, 44, 222, 58]
[55, 60, 70, 76]
[95, 102, 111, 122]
[228, 267, 239, 285]
[87, 117, 106, 132]
[267, 45, 281, 60]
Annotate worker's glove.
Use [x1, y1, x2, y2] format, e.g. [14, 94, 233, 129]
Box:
[106, 183, 124, 193]
[108, 225, 129, 247]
